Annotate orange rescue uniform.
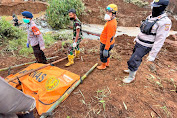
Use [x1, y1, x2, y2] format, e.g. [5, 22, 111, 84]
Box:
[100, 18, 117, 50]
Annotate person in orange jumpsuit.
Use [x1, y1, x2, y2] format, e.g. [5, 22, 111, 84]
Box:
[97, 4, 118, 70]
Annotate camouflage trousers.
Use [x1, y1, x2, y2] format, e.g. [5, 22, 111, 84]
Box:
[68, 38, 82, 55]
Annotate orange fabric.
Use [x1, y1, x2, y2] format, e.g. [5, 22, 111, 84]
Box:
[97, 63, 107, 70]
[106, 58, 110, 67]
[32, 26, 41, 35]
[6, 74, 20, 88]
[100, 18, 117, 50]
[6, 63, 80, 115]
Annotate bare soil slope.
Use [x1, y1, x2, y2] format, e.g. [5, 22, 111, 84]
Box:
[0, 1, 48, 16]
[0, 35, 176, 118]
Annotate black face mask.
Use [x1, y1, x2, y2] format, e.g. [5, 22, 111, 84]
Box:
[70, 17, 74, 20]
[152, 6, 166, 17]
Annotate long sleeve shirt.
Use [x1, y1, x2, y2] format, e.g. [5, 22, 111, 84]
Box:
[100, 18, 117, 50]
[27, 21, 45, 50]
[135, 13, 172, 59]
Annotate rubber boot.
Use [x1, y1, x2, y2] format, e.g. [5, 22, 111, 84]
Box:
[123, 69, 130, 73]
[106, 58, 110, 67]
[75, 50, 80, 59]
[123, 71, 136, 83]
[65, 55, 74, 67]
[97, 63, 107, 70]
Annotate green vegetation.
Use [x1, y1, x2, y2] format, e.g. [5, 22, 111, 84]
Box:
[0, 18, 60, 57]
[7, 32, 64, 57]
[46, 0, 85, 29]
[0, 17, 32, 57]
[0, 0, 85, 56]
[123, 0, 149, 7]
[7, 31, 73, 57]
[0, 17, 22, 45]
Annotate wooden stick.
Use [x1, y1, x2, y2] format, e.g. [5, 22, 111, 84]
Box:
[7, 57, 67, 83]
[0, 56, 59, 72]
[144, 102, 162, 118]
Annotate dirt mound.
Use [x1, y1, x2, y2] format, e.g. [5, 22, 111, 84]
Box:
[82, 0, 177, 30]
[0, 0, 23, 4]
[0, 34, 177, 118]
[82, 0, 150, 27]
[0, 1, 48, 16]
[167, 35, 177, 41]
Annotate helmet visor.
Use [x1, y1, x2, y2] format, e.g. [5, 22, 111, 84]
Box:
[106, 6, 113, 12]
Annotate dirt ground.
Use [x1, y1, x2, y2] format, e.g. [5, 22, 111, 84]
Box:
[0, 35, 177, 118]
[0, 1, 48, 16]
[81, 0, 177, 31]
[0, 0, 177, 118]
[1, 0, 177, 30]
[81, 0, 150, 27]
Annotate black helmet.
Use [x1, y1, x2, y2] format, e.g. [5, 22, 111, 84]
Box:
[151, 0, 169, 7]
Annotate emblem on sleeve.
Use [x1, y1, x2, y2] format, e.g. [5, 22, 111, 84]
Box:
[165, 24, 170, 31]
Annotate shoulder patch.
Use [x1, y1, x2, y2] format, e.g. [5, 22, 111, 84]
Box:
[32, 26, 41, 35]
[165, 24, 170, 31]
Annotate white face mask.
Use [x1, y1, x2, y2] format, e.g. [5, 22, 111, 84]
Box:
[104, 14, 111, 21]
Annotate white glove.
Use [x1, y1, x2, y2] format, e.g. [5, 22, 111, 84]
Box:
[73, 42, 77, 48]
[147, 55, 155, 62]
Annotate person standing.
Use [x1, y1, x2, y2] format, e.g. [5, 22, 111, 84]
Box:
[65, 9, 83, 67]
[22, 11, 47, 64]
[12, 14, 19, 27]
[97, 4, 118, 70]
[123, 0, 172, 83]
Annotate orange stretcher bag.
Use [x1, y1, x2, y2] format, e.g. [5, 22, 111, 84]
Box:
[6, 63, 80, 115]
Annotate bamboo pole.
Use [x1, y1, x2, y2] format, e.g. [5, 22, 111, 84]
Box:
[0, 56, 59, 72]
[7, 57, 67, 83]
[40, 63, 98, 118]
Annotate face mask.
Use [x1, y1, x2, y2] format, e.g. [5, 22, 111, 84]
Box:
[152, 6, 166, 17]
[70, 17, 74, 20]
[23, 18, 30, 24]
[104, 14, 111, 21]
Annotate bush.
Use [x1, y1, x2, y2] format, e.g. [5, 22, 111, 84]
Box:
[7, 31, 34, 57]
[43, 33, 57, 47]
[8, 32, 57, 57]
[0, 17, 22, 45]
[6, 30, 72, 57]
[46, 0, 85, 29]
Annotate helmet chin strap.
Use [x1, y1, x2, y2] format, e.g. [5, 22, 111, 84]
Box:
[110, 14, 116, 20]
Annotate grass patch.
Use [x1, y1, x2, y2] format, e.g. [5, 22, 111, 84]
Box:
[0, 17, 23, 45]
[110, 48, 122, 61]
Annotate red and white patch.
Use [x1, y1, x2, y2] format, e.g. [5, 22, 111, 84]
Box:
[32, 26, 41, 35]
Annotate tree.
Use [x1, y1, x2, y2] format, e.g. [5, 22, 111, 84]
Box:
[46, 0, 85, 29]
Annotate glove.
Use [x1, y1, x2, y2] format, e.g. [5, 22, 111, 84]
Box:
[26, 43, 29, 48]
[103, 49, 108, 57]
[147, 55, 155, 62]
[73, 42, 77, 48]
